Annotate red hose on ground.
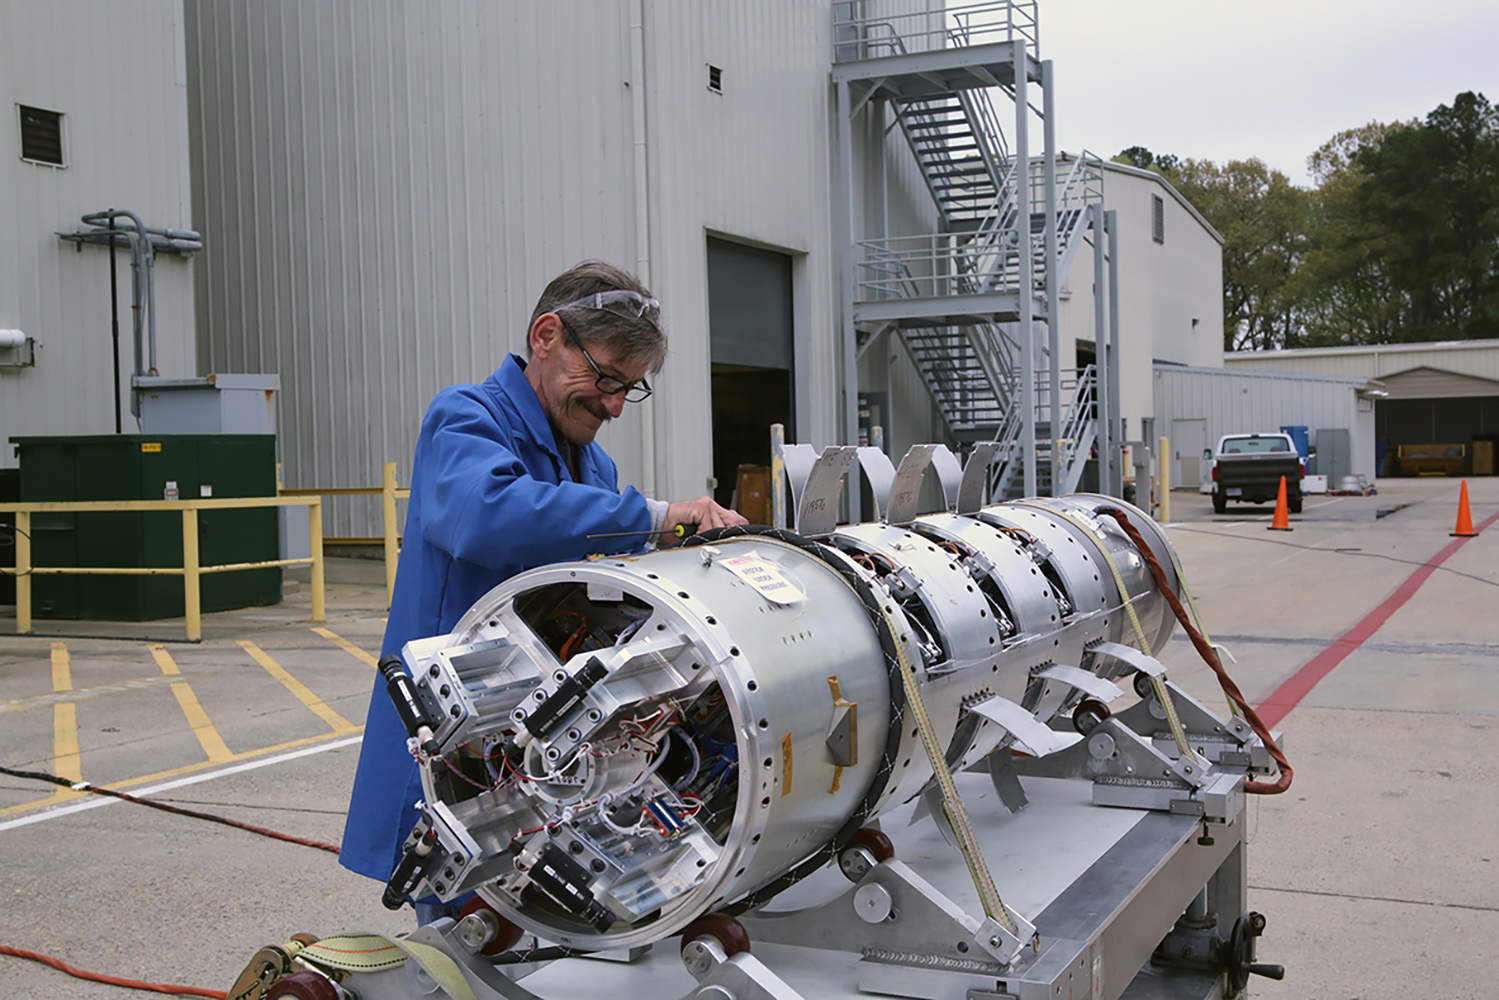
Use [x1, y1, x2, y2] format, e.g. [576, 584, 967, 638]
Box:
[1098, 507, 1293, 795]
[0, 945, 227, 999]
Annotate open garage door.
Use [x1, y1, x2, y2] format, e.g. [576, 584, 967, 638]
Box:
[1376, 367, 1499, 476]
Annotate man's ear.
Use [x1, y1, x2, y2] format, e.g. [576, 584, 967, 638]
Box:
[529, 313, 563, 358]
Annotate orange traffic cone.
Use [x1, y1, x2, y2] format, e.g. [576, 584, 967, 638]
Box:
[1451, 479, 1478, 537]
[1268, 475, 1292, 531]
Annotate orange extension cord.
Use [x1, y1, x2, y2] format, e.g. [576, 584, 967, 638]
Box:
[1, 765, 339, 995]
[0, 946, 227, 998]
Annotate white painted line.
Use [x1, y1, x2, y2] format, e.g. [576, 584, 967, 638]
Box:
[0, 734, 363, 833]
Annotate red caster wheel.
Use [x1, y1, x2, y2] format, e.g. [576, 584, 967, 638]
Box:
[838, 826, 895, 881]
[680, 912, 751, 978]
[1072, 697, 1111, 735]
[268, 970, 341, 1000]
[458, 896, 525, 956]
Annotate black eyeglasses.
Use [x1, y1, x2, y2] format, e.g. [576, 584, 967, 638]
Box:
[558, 316, 653, 403]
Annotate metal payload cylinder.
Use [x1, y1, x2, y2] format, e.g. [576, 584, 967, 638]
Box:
[388, 494, 1180, 951]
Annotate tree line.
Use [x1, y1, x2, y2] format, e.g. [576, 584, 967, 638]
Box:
[1115, 91, 1499, 353]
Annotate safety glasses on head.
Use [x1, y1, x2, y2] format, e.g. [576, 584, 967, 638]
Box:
[553, 289, 662, 324]
[557, 316, 654, 403]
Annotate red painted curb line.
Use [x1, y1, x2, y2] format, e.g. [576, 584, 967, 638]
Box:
[1256, 508, 1498, 730]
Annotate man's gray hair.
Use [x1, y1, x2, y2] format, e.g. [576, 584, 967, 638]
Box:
[528, 261, 667, 374]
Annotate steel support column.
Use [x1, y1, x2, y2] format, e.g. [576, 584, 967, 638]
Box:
[1013, 40, 1035, 498]
[1042, 59, 1060, 496]
[1092, 203, 1112, 497]
[838, 79, 863, 521]
[1106, 209, 1123, 492]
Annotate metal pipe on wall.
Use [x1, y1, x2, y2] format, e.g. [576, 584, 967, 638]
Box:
[109, 214, 122, 433]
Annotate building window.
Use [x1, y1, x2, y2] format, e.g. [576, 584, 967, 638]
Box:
[707, 65, 723, 94]
[1151, 193, 1164, 244]
[18, 105, 65, 166]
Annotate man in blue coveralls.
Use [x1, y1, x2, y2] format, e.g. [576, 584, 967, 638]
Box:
[340, 260, 746, 917]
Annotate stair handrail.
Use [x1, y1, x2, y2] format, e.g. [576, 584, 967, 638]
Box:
[834, 1, 1040, 63]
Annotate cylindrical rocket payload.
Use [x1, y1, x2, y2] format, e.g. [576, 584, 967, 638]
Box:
[388, 495, 1180, 951]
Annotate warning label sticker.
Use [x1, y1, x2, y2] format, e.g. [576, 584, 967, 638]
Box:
[719, 554, 806, 605]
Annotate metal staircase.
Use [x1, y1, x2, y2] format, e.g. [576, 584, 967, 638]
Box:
[990, 366, 1098, 499]
[892, 90, 1008, 228]
[834, 1, 1104, 497]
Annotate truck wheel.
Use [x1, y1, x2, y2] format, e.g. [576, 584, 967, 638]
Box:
[1288, 495, 1303, 514]
[1212, 491, 1227, 514]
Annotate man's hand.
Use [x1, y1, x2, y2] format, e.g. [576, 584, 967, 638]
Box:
[662, 496, 748, 546]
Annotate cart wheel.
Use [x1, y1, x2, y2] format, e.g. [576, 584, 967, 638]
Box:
[679, 912, 751, 958]
[1132, 670, 1156, 700]
[458, 896, 525, 956]
[838, 826, 895, 881]
[1072, 697, 1111, 735]
[268, 970, 340, 1000]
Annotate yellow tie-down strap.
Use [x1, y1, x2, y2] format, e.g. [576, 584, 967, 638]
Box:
[300, 933, 479, 1000]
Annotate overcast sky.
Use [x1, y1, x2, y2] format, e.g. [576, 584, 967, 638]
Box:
[1038, 0, 1499, 186]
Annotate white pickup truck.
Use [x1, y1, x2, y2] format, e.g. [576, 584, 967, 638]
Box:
[1203, 432, 1306, 515]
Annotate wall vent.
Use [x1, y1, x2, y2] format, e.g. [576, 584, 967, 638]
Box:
[707, 65, 723, 94]
[19, 105, 64, 166]
[1151, 193, 1164, 244]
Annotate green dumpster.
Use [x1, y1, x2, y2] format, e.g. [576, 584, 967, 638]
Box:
[10, 434, 281, 621]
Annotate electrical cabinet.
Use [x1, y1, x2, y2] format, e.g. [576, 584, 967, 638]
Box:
[11, 435, 280, 620]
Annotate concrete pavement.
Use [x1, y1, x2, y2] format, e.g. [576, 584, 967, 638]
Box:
[0, 476, 1495, 999]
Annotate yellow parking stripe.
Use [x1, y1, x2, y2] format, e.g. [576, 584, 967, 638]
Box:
[50, 644, 83, 803]
[312, 627, 379, 669]
[150, 645, 234, 764]
[238, 641, 358, 735]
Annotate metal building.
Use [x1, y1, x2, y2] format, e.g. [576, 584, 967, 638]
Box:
[4, 1, 1230, 540]
[1154, 363, 1383, 486]
[1226, 341, 1499, 469]
[183, 1, 857, 537]
[0, 0, 199, 457]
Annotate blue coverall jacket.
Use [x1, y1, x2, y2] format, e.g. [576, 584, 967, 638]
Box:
[340, 354, 653, 884]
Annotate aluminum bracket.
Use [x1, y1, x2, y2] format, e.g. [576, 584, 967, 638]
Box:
[738, 859, 1031, 969]
[955, 442, 1000, 516]
[1110, 679, 1279, 773]
[1036, 664, 1125, 704]
[1006, 718, 1244, 821]
[795, 446, 858, 536]
[886, 444, 938, 525]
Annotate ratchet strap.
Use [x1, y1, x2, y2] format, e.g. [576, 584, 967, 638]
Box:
[875, 597, 1018, 937]
[230, 933, 478, 1000]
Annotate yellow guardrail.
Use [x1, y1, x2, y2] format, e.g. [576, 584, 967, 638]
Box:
[281, 461, 409, 605]
[0, 496, 324, 642]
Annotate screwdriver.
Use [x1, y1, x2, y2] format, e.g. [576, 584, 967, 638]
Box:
[587, 523, 698, 540]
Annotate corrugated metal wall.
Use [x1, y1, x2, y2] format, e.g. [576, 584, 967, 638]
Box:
[1226, 341, 1499, 383]
[1154, 365, 1377, 481]
[0, 0, 197, 463]
[185, 0, 848, 536]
